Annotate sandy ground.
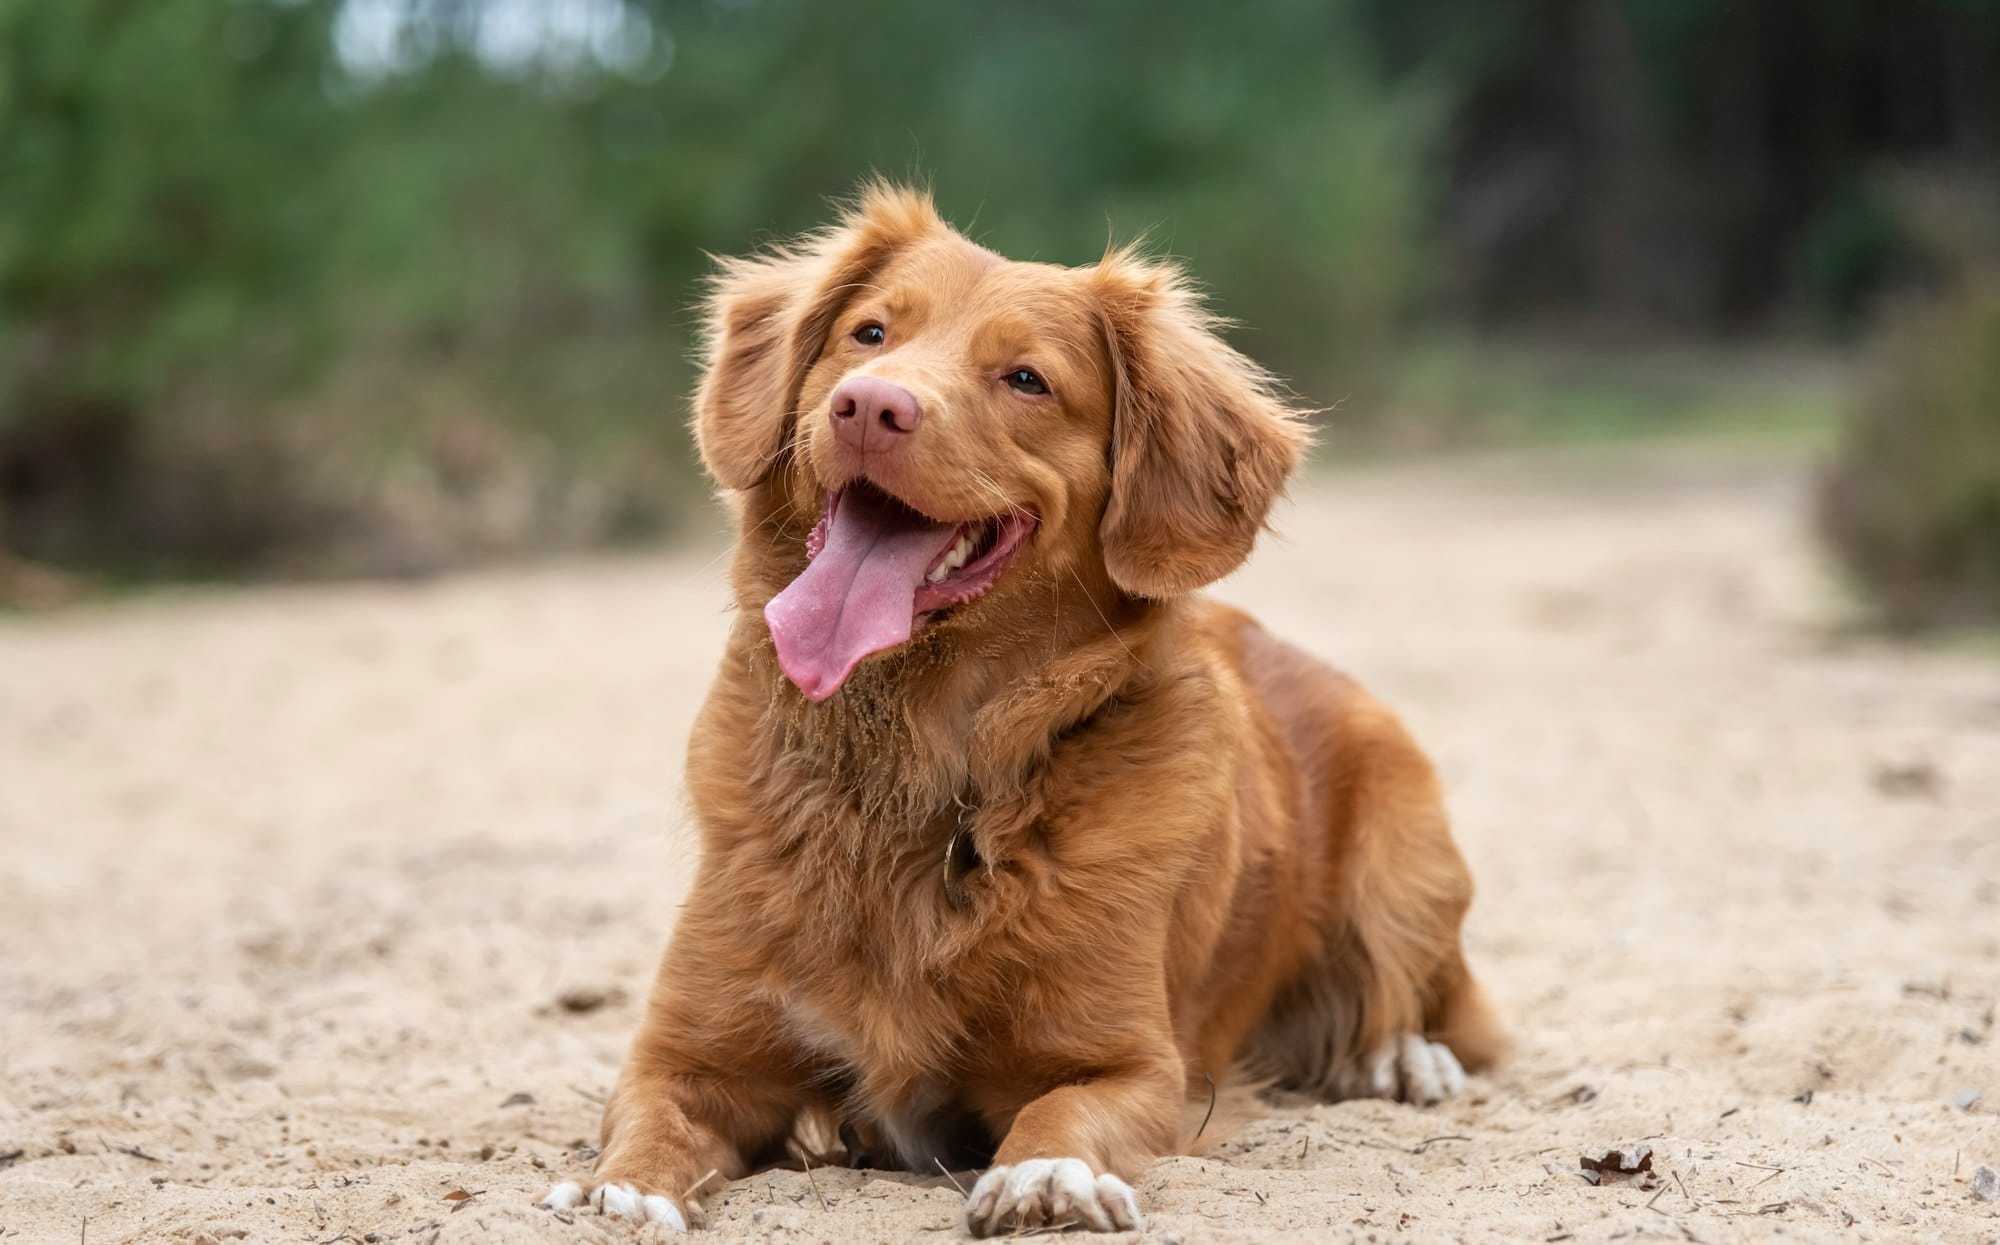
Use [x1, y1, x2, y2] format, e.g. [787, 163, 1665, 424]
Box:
[3, 445, 1998, 1245]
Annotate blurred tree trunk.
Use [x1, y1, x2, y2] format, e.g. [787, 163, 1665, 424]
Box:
[1415, 0, 2000, 333]
[1574, 0, 1673, 327]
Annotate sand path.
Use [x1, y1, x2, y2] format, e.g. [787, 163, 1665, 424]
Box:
[4, 446, 1997, 1244]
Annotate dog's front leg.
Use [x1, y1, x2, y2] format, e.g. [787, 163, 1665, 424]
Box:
[965, 1050, 1181, 1237]
[539, 966, 803, 1230]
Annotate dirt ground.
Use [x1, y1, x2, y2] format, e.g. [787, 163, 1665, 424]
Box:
[4, 445, 1997, 1245]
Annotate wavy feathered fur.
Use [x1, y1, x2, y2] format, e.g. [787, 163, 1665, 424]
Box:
[585, 185, 1503, 1230]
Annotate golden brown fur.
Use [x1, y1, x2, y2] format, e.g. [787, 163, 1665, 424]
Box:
[572, 184, 1502, 1234]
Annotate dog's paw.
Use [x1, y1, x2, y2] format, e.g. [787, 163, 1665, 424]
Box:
[538, 1179, 687, 1230]
[1335, 1033, 1466, 1106]
[964, 1157, 1142, 1237]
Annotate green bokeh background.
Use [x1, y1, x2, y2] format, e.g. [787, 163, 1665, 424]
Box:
[3, 0, 1997, 607]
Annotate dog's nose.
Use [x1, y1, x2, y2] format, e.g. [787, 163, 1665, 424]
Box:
[829, 376, 921, 451]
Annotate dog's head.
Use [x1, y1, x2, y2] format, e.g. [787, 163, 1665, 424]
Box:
[696, 184, 1310, 701]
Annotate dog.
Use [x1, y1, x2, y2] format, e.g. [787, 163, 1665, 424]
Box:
[539, 184, 1503, 1235]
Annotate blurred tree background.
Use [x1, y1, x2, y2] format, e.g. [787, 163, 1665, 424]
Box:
[2, 0, 1997, 619]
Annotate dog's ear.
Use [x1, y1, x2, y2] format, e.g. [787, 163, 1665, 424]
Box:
[1092, 250, 1313, 598]
[693, 184, 942, 489]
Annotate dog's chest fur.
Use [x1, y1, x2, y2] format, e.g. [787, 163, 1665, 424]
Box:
[733, 797, 1022, 1037]
[686, 630, 1145, 1163]
[723, 804, 1032, 1168]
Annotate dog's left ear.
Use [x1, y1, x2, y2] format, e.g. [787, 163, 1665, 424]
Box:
[1092, 251, 1313, 598]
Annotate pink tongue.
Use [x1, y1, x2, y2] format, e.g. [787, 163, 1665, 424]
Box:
[764, 489, 959, 700]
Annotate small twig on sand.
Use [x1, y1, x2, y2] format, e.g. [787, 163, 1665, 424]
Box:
[933, 1157, 967, 1196]
[683, 1168, 721, 1204]
[1193, 1074, 1218, 1144]
[101, 1137, 161, 1163]
[568, 1084, 607, 1106]
[799, 1152, 829, 1211]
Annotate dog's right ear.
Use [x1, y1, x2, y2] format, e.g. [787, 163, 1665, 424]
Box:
[693, 184, 942, 490]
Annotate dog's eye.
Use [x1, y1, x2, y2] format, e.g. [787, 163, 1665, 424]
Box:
[853, 323, 886, 347]
[1004, 368, 1048, 396]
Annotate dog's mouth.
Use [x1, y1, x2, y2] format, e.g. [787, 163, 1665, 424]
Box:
[763, 481, 1037, 701]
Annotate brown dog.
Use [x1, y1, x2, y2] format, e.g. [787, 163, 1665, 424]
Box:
[539, 185, 1502, 1235]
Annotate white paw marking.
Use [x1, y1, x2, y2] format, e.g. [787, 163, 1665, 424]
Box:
[964, 1157, 1142, 1236]
[537, 1179, 686, 1230]
[538, 1181, 585, 1210]
[1338, 1034, 1466, 1106]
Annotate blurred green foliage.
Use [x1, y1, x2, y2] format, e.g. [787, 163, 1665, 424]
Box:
[1, 0, 1997, 578]
[1389, 340, 1845, 452]
[1, 0, 1431, 574]
[1821, 279, 2000, 630]
[1, 1, 340, 409]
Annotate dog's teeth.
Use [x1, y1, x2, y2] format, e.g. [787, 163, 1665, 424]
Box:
[926, 529, 979, 585]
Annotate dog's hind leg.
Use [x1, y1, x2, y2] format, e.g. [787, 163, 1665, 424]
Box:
[1246, 688, 1504, 1104]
